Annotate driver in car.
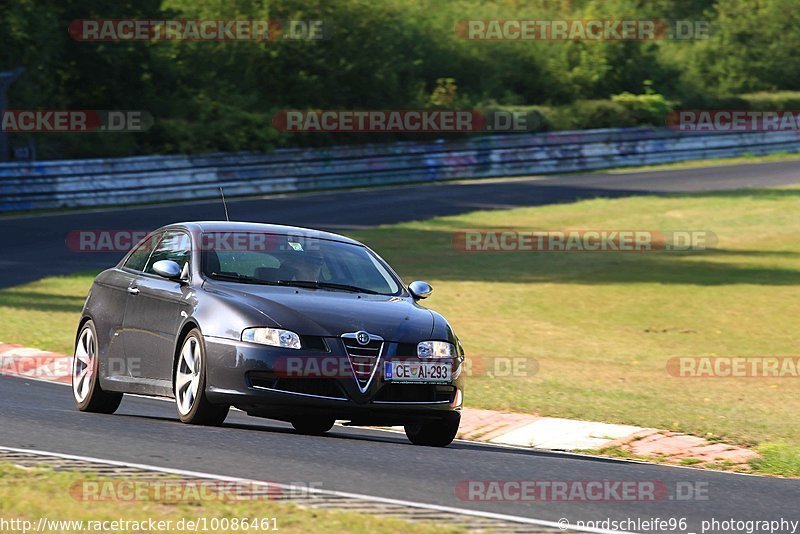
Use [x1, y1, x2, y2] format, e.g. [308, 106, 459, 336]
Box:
[281, 249, 325, 281]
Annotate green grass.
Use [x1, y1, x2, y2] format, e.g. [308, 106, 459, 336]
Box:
[751, 443, 800, 476]
[0, 463, 459, 533]
[603, 151, 800, 174]
[348, 186, 800, 474]
[2, 186, 800, 475]
[0, 273, 90, 355]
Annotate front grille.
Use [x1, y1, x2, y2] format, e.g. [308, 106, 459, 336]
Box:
[342, 334, 383, 391]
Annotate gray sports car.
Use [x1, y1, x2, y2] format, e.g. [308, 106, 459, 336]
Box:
[72, 221, 465, 446]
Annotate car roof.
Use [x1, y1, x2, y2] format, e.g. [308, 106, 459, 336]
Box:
[160, 221, 362, 246]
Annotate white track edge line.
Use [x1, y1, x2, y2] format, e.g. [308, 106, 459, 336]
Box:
[0, 445, 633, 534]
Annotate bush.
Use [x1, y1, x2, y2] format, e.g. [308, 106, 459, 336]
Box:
[610, 92, 673, 126]
[484, 96, 674, 132]
[739, 91, 800, 110]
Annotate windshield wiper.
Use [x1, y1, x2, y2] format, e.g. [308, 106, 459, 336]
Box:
[209, 274, 382, 294]
[276, 280, 381, 295]
[209, 272, 280, 285]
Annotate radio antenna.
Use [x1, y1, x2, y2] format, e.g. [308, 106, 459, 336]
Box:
[219, 186, 230, 222]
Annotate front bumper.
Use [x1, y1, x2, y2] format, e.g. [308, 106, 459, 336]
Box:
[203, 336, 465, 425]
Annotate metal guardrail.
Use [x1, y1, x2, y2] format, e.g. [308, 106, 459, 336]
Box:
[1, 127, 799, 212]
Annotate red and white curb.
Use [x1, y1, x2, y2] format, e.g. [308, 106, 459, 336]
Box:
[0, 343, 72, 384]
[0, 342, 758, 466]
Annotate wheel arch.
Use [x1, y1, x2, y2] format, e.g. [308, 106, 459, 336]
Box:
[75, 315, 93, 347]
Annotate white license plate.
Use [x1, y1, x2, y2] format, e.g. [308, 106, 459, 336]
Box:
[384, 361, 451, 383]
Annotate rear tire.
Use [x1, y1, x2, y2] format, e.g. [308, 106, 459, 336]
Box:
[405, 414, 460, 447]
[174, 329, 229, 426]
[72, 320, 123, 414]
[291, 416, 335, 435]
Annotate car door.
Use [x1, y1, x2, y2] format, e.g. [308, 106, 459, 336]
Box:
[104, 231, 162, 381]
[123, 230, 194, 382]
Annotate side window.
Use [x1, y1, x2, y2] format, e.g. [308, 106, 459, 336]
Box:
[145, 231, 192, 274]
[124, 232, 161, 272]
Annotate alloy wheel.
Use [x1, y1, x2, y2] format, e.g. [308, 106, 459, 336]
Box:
[72, 327, 95, 403]
[176, 336, 202, 416]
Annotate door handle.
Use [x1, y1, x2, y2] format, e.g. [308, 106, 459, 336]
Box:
[127, 287, 140, 295]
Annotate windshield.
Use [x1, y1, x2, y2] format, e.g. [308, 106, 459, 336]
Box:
[200, 232, 402, 296]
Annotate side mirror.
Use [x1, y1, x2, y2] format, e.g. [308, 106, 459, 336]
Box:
[152, 260, 182, 280]
[408, 280, 433, 300]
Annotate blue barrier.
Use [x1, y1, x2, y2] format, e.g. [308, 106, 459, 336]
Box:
[1, 127, 798, 212]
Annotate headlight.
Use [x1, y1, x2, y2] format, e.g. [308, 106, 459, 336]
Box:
[417, 341, 456, 359]
[242, 327, 301, 349]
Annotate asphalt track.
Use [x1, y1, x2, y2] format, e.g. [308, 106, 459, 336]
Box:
[2, 159, 800, 532]
[2, 159, 800, 288]
[2, 378, 800, 533]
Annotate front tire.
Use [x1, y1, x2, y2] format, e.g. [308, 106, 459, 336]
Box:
[404, 414, 460, 447]
[72, 320, 123, 414]
[174, 329, 229, 426]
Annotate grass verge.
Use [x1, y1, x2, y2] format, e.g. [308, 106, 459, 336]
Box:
[751, 443, 800, 476]
[350, 185, 800, 475]
[602, 151, 800, 174]
[0, 463, 458, 533]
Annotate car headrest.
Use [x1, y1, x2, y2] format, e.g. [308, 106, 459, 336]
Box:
[204, 250, 221, 274]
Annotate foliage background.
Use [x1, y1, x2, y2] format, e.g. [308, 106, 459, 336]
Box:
[1, 0, 798, 158]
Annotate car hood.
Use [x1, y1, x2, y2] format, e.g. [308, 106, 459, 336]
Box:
[213, 284, 435, 342]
